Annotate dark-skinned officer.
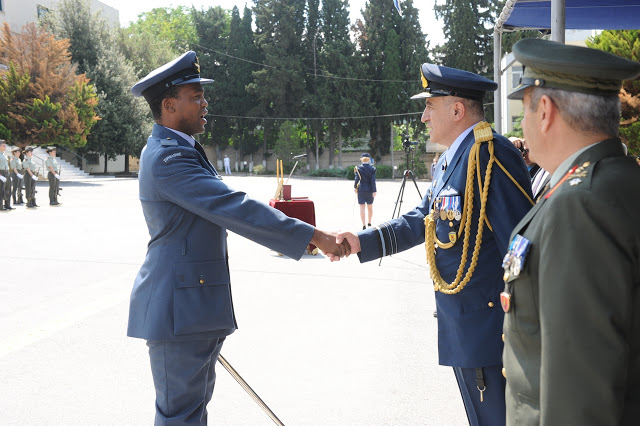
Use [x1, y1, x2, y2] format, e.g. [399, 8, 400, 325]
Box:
[334, 64, 534, 425]
[502, 38, 640, 425]
[129, 51, 349, 425]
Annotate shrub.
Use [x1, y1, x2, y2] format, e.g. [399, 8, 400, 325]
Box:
[252, 164, 269, 175]
[306, 168, 349, 178]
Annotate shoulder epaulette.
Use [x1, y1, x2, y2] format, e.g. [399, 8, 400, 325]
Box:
[160, 138, 179, 147]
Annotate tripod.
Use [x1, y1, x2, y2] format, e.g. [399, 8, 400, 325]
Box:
[391, 145, 422, 219]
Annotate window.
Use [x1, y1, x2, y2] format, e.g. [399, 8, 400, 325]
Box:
[511, 66, 523, 89]
[37, 5, 50, 19]
[86, 154, 100, 165]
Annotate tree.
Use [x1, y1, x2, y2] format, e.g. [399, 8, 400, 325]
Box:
[359, 0, 429, 160]
[318, 0, 370, 168]
[250, 0, 307, 165]
[45, 0, 148, 172]
[587, 30, 640, 156]
[0, 23, 99, 147]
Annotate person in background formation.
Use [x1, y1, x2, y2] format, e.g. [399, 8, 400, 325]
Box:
[430, 153, 439, 181]
[223, 154, 231, 175]
[45, 147, 61, 206]
[354, 152, 377, 229]
[22, 147, 39, 208]
[10, 147, 24, 205]
[334, 63, 534, 426]
[0, 140, 13, 211]
[509, 137, 549, 199]
[502, 38, 640, 425]
[128, 50, 349, 425]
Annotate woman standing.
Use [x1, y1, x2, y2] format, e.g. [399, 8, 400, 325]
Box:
[354, 153, 377, 230]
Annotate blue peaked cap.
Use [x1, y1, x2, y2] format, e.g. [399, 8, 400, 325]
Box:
[410, 63, 497, 101]
[131, 51, 214, 102]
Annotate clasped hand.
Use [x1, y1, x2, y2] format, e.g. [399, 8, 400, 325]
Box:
[311, 229, 362, 262]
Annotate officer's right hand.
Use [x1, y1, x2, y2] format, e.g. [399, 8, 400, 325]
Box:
[330, 231, 361, 262]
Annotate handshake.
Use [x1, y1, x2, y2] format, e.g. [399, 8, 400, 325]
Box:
[310, 229, 361, 262]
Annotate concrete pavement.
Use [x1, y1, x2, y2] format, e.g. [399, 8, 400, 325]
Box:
[0, 174, 468, 425]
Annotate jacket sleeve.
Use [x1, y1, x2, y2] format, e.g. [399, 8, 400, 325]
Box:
[371, 167, 377, 193]
[151, 145, 314, 260]
[354, 166, 360, 189]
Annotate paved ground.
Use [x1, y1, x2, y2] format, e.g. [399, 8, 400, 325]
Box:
[0, 174, 468, 425]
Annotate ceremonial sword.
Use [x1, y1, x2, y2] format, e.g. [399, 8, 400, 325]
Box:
[218, 354, 285, 426]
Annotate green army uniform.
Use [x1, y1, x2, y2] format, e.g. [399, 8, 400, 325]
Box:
[10, 150, 24, 204]
[45, 148, 61, 205]
[502, 39, 640, 425]
[0, 146, 12, 210]
[23, 149, 39, 208]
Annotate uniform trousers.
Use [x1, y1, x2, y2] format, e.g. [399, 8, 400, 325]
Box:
[24, 174, 34, 204]
[47, 171, 58, 203]
[0, 170, 11, 206]
[12, 171, 23, 203]
[147, 337, 226, 426]
[453, 365, 506, 426]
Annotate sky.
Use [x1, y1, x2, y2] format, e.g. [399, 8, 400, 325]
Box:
[100, 0, 445, 46]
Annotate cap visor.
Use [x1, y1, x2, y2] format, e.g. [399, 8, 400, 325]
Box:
[177, 77, 214, 86]
[410, 91, 447, 100]
[507, 84, 529, 100]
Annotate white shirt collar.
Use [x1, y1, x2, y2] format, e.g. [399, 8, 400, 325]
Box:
[444, 122, 478, 167]
[162, 126, 196, 147]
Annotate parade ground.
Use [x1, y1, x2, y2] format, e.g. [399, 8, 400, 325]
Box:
[0, 174, 468, 425]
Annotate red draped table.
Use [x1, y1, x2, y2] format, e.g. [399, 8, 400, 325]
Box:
[269, 198, 317, 254]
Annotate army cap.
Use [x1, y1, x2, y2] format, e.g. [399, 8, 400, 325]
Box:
[131, 51, 214, 103]
[361, 153, 370, 158]
[24, 147, 34, 153]
[411, 63, 498, 101]
[509, 38, 640, 100]
[46, 146, 56, 153]
[11, 147, 21, 153]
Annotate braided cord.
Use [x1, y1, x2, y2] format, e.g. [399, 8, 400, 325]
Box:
[425, 122, 496, 294]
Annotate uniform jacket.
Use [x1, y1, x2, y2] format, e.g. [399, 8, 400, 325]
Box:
[358, 128, 533, 368]
[354, 163, 377, 192]
[128, 124, 315, 341]
[503, 138, 640, 425]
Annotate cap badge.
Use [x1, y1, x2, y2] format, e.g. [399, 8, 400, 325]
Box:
[421, 70, 429, 89]
[193, 58, 200, 74]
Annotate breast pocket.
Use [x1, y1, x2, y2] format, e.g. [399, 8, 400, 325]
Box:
[173, 260, 235, 335]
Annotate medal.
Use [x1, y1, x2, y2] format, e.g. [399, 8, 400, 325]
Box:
[440, 209, 447, 220]
[447, 209, 455, 221]
[500, 291, 512, 313]
[454, 210, 461, 221]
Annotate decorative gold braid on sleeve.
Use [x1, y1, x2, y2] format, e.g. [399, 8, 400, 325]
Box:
[424, 122, 496, 294]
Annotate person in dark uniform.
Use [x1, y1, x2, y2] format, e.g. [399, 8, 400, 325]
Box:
[502, 39, 640, 425]
[45, 147, 61, 206]
[129, 51, 349, 425]
[10, 147, 24, 205]
[22, 147, 39, 208]
[354, 152, 377, 229]
[334, 63, 534, 426]
[0, 140, 13, 211]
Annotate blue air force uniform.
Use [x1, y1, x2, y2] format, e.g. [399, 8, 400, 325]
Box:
[354, 153, 377, 205]
[357, 64, 533, 426]
[129, 51, 315, 425]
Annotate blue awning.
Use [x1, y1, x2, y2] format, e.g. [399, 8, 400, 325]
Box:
[503, 0, 640, 31]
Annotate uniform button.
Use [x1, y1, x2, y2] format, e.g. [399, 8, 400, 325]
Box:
[199, 277, 205, 284]
[502, 368, 506, 378]
[502, 333, 505, 342]
[488, 301, 494, 307]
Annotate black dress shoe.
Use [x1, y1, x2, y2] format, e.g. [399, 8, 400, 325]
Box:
[4, 205, 14, 210]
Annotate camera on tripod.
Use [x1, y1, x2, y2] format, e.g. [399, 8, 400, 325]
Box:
[402, 133, 418, 151]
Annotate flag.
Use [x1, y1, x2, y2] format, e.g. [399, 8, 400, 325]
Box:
[393, 0, 402, 16]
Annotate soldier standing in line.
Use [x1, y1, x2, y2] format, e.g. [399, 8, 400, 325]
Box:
[22, 147, 39, 208]
[10, 147, 24, 205]
[502, 39, 640, 425]
[45, 147, 61, 206]
[0, 140, 13, 211]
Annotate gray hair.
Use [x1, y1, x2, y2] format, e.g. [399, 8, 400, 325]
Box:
[528, 88, 620, 137]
